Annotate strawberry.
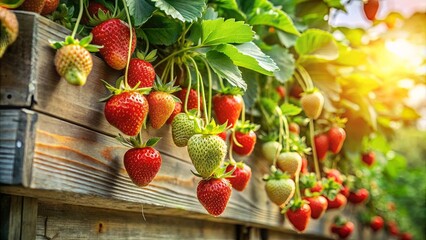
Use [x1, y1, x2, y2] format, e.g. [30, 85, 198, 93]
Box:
[104, 91, 149, 136]
[290, 84, 303, 99]
[232, 121, 259, 156]
[348, 188, 369, 204]
[177, 88, 202, 111]
[301, 91, 324, 119]
[188, 121, 227, 178]
[362, 151, 375, 166]
[304, 196, 327, 219]
[19, 0, 45, 13]
[171, 113, 198, 147]
[0, 7, 19, 58]
[128, 51, 157, 88]
[327, 127, 346, 154]
[41, 0, 59, 15]
[310, 181, 323, 193]
[213, 88, 243, 127]
[264, 170, 295, 207]
[91, 19, 136, 70]
[340, 185, 350, 198]
[387, 221, 399, 236]
[363, 0, 379, 21]
[197, 177, 232, 216]
[370, 216, 384, 232]
[300, 156, 308, 174]
[326, 169, 343, 185]
[314, 134, 329, 161]
[147, 80, 181, 129]
[276, 86, 286, 99]
[276, 152, 302, 178]
[261, 141, 282, 164]
[82, 2, 109, 24]
[286, 202, 311, 232]
[327, 193, 347, 210]
[399, 233, 413, 240]
[119, 135, 162, 187]
[225, 162, 251, 191]
[166, 102, 182, 124]
[217, 131, 227, 141]
[289, 122, 300, 135]
[331, 219, 354, 239]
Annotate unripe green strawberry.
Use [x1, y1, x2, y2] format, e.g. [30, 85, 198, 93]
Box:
[301, 91, 324, 119]
[262, 141, 282, 164]
[197, 178, 231, 216]
[54, 44, 93, 85]
[188, 134, 227, 178]
[264, 170, 295, 207]
[147, 91, 176, 129]
[276, 152, 302, 178]
[0, 8, 19, 58]
[171, 113, 196, 147]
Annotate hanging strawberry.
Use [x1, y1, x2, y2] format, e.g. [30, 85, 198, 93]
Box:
[232, 121, 260, 156]
[213, 88, 243, 128]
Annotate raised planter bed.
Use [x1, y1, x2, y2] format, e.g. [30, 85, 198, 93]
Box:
[0, 11, 339, 240]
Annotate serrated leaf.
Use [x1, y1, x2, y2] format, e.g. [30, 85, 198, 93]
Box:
[152, 0, 206, 22]
[295, 29, 339, 63]
[264, 45, 295, 83]
[214, 42, 278, 76]
[127, 0, 155, 26]
[201, 18, 254, 45]
[248, 8, 300, 36]
[206, 51, 246, 90]
[241, 68, 259, 110]
[142, 15, 182, 46]
[280, 103, 302, 116]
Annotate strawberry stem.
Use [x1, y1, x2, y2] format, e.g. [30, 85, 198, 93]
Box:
[139, 30, 150, 56]
[228, 137, 236, 163]
[231, 129, 243, 147]
[71, 0, 84, 39]
[281, 114, 290, 153]
[241, 96, 246, 123]
[154, 46, 200, 69]
[298, 65, 314, 91]
[161, 59, 172, 84]
[294, 69, 307, 92]
[199, 56, 213, 122]
[183, 63, 192, 114]
[122, 0, 132, 89]
[295, 168, 302, 201]
[309, 119, 321, 181]
[275, 107, 285, 153]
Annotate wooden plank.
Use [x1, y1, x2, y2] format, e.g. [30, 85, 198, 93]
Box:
[21, 197, 38, 240]
[36, 201, 235, 240]
[0, 109, 37, 186]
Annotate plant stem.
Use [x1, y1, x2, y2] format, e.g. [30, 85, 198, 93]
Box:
[295, 171, 301, 201]
[199, 56, 213, 122]
[154, 46, 200, 69]
[190, 57, 208, 121]
[241, 96, 246, 123]
[71, 0, 84, 39]
[122, 0, 132, 89]
[138, 30, 150, 55]
[298, 65, 314, 91]
[282, 115, 290, 152]
[228, 135, 236, 164]
[294, 69, 307, 92]
[309, 119, 321, 181]
[183, 64, 192, 114]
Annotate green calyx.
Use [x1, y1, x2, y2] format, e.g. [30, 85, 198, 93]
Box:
[258, 131, 279, 143]
[152, 78, 181, 96]
[50, 34, 102, 52]
[136, 49, 157, 62]
[86, 6, 125, 27]
[281, 198, 309, 213]
[192, 164, 234, 180]
[333, 216, 348, 226]
[234, 120, 260, 134]
[116, 133, 161, 149]
[217, 86, 244, 96]
[321, 178, 342, 200]
[299, 172, 317, 190]
[99, 78, 152, 102]
[263, 167, 290, 181]
[194, 119, 228, 135]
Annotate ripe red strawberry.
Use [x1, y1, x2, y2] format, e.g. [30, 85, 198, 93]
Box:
[362, 151, 375, 166]
[289, 122, 300, 135]
[124, 146, 161, 187]
[91, 19, 136, 70]
[314, 134, 329, 161]
[177, 88, 202, 111]
[328, 127, 346, 154]
[399, 233, 413, 240]
[166, 102, 182, 124]
[147, 81, 181, 129]
[327, 193, 347, 210]
[310, 181, 323, 193]
[286, 202, 311, 232]
[290, 84, 303, 99]
[232, 131, 256, 156]
[300, 156, 308, 174]
[276, 86, 286, 99]
[41, 0, 59, 15]
[370, 216, 384, 232]
[217, 131, 227, 141]
[104, 91, 149, 136]
[0, 8, 19, 58]
[128, 59, 155, 88]
[326, 169, 343, 184]
[225, 162, 251, 191]
[197, 178, 232, 216]
[19, 0, 45, 13]
[82, 2, 109, 24]
[301, 91, 324, 119]
[304, 196, 328, 219]
[331, 221, 354, 239]
[213, 91, 243, 127]
[348, 188, 369, 204]
[363, 0, 379, 21]
[387, 221, 399, 236]
[340, 185, 350, 198]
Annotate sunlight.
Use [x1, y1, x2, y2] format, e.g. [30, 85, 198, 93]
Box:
[385, 39, 424, 67]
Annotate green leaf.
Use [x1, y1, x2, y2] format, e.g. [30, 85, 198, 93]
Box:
[259, 98, 277, 114]
[241, 68, 259, 110]
[264, 45, 295, 83]
[295, 29, 339, 63]
[280, 103, 302, 116]
[152, 0, 206, 22]
[206, 51, 246, 90]
[214, 42, 278, 76]
[210, 0, 246, 20]
[336, 27, 365, 48]
[334, 42, 367, 66]
[201, 18, 254, 45]
[277, 30, 298, 48]
[384, 152, 407, 178]
[324, 0, 346, 11]
[127, 0, 156, 26]
[142, 15, 182, 46]
[248, 8, 300, 36]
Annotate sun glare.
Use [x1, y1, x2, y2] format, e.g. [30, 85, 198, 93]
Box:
[385, 39, 425, 67]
